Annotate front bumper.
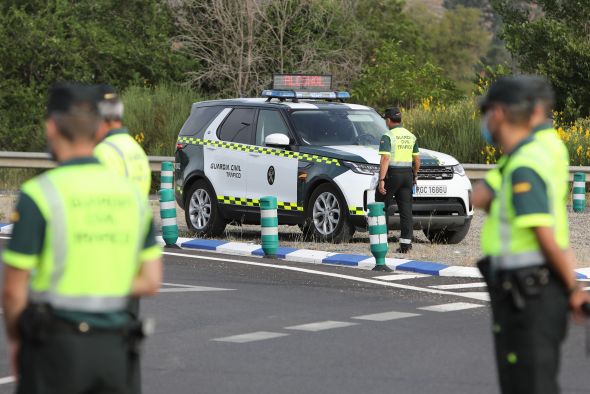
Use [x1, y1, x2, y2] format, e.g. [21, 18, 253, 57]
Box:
[385, 197, 471, 230]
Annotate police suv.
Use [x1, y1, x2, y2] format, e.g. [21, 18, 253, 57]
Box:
[175, 75, 473, 243]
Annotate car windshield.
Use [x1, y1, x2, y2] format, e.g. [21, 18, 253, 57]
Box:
[289, 109, 388, 146]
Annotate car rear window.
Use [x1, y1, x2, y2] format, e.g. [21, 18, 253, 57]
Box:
[179, 106, 223, 137]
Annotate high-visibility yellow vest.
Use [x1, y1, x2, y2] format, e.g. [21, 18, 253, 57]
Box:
[481, 139, 569, 269]
[379, 127, 418, 167]
[5, 160, 155, 312]
[95, 129, 151, 197]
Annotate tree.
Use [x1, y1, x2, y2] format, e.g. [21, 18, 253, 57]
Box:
[0, 0, 192, 151]
[351, 41, 459, 110]
[491, 0, 590, 119]
[173, 0, 364, 97]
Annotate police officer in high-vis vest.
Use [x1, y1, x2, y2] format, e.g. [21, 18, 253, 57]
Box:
[377, 107, 420, 253]
[2, 83, 162, 394]
[94, 85, 151, 198]
[477, 76, 586, 394]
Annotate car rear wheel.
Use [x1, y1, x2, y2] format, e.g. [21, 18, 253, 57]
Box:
[423, 220, 471, 244]
[185, 180, 226, 236]
[304, 184, 354, 243]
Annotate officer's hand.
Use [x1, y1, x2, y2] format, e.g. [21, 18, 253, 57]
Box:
[378, 180, 386, 195]
[9, 339, 19, 380]
[569, 289, 590, 323]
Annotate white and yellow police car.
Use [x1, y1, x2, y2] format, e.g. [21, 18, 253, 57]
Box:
[175, 75, 473, 243]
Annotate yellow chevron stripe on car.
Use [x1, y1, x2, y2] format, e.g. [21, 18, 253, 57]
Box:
[178, 137, 340, 166]
[217, 196, 303, 211]
[348, 206, 366, 215]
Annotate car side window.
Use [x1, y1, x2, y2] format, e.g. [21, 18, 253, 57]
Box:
[255, 110, 290, 146]
[179, 106, 223, 137]
[218, 108, 256, 144]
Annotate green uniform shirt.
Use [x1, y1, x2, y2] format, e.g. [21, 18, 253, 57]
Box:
[3, 157, 160, 327]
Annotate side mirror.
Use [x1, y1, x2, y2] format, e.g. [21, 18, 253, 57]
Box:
[265, 133, 290, 147]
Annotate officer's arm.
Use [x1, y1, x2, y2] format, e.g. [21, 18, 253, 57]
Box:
[131, 218, 162, 296]
[378, 135, 391, 181]
[412, 141, 420, 179]
[2, 267, 29, 341]
[511, 167, 576, 290]
[1, 193, 45, 341]
[472, 181, 494, 211]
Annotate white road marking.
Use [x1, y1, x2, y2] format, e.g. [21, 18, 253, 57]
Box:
[285, 321, 358, 332]
[0, 376, 15, 385]
[460, 292, 490, 301]
[163, 252, 488, 301]
[373, 274, 428, 281]
[419, 302, 485, 312]
[212, 331, 288, 343]
[429, 282, 487, 290]
[159, 282, 234, 292]
[352, 311, 420, 321]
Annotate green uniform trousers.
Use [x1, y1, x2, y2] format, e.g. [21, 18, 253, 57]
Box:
[17, 331, 139, 394]
[489, 270, 568, 394]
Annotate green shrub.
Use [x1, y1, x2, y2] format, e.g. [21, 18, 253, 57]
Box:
[122, 84, 205, 156]
[403, 98, 493, 163]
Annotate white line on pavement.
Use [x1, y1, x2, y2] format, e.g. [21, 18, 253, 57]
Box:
[162, 251, 489, 301]
[212, 331, 288, 343]
[159, 287, 234, 293]
[418, 302, 485, 312]
[373, 274, 428, 281]
[352, 311, 420, 321]
[0, 376, 15, 385]
[285, 321, 358, 332]
[429, 282, 487, 290]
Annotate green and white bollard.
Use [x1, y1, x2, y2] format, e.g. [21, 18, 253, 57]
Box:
[573, 172, 586, 213]
[260, 196, 279, 257]
[160, 161, 178, 247]
[161, 162, 174, 190]
[368, 202, 392, 272]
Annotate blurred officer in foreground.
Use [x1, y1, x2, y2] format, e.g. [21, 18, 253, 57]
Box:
[478, 76, 585, 394]
[2, 83, 162, 393]
[94, 85, 151, 198]
[376, 107, 420, 253]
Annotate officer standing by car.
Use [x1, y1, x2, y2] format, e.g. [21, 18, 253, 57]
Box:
[376, 107, 420, 253]
[477, 76, 586, 394]
[2, 83, 162, 393]
[94, 84, 151, 198]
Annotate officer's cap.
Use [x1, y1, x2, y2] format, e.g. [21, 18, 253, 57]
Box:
[94, 84, 120, 103]
[383, 107, 402, 119]
[46, 82, 98, 117]
[478, 76, 535, 113]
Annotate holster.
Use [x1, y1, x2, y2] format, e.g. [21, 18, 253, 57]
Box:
[18, 303, 54, 345]
[492, 266, 551, 310]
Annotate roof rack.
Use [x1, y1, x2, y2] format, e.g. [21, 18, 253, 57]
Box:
[261, 73, 350, 103]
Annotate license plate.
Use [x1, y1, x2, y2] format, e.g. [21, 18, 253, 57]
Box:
[416, 185, 447, 195]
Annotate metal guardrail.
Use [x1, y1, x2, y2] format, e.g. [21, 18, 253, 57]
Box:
[0, 151, 589, 181]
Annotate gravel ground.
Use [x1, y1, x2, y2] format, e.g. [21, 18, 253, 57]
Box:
[1, 194, 589, 268]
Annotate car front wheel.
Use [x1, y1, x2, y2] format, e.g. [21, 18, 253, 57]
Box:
[423, 220, 471, 244]
[304, 183, 354, 243]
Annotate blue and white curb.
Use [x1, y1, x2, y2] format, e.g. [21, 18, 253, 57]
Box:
[1, 224, 587, 280]
[154, 236, 590, 279]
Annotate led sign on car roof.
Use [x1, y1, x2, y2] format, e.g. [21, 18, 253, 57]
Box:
[273, 74, 332, 92]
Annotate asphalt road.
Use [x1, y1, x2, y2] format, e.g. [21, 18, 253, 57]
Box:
[0, 241, 588, 393]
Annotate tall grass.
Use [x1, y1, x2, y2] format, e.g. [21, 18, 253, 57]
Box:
[123, 84, 205, 156]
[0, 169, 43, 192]
[403, 97, 490, 163]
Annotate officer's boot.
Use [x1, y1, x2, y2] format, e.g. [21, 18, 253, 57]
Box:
[396, 243, 412, 254]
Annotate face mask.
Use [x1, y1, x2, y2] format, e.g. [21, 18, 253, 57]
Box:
[480, 115, 495, 145]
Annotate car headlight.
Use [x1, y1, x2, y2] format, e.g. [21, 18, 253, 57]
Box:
[453, 164, 465, 176]
[342, 161, 380, 175]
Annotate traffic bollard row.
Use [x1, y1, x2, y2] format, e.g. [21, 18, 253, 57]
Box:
[368, 202, 392, 272]
[160, 162, 178, 246]
[573, 172, 586, 213]
[260, 196, 279, 257]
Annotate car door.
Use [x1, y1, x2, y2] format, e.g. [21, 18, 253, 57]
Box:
[249, 109, 299, 211]
[204, 107, 256, 208]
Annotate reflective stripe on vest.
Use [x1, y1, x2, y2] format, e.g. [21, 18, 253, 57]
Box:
[29, 292, 127, 312]
[491, 251, 545, 270]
